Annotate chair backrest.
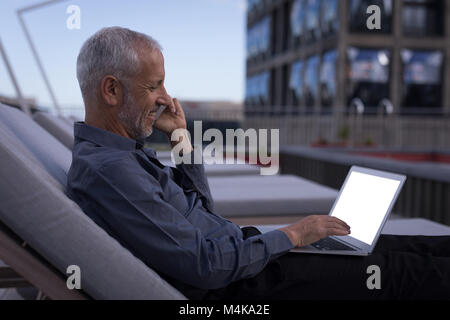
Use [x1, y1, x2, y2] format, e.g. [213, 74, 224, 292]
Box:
[0, 105, 186, 299]
[33, 111, 74, 150]
[0, 105, 71, 186]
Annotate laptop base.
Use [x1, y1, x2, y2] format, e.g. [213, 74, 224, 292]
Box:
[290, 247, 370, 256]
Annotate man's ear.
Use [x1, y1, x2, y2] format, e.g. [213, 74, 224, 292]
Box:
[100, 75, 122, 106]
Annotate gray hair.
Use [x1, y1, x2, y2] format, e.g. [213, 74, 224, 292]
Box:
[76, 26, 162, 102]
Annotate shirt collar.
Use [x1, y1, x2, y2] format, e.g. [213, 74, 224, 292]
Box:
[73, 122, 146, 151]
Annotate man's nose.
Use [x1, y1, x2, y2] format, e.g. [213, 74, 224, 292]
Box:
[157, 86, 171, 105]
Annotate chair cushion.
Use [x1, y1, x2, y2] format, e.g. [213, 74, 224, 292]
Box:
[33, 111, 74, 150]
[0, 125, 186, 300]
[0, 104, 71, 186]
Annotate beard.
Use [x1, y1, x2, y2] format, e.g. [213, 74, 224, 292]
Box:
[118, 90, 153, 140]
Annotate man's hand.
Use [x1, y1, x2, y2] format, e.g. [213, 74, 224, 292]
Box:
[280, 215, 351, 247]
[153, 97, 192, 152]
[153, 97, 187, 138]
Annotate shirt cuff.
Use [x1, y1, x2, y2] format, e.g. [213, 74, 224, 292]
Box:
[257, 229, 295, 256]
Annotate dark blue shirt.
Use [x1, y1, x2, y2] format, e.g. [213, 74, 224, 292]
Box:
[67, 122, 293, 295]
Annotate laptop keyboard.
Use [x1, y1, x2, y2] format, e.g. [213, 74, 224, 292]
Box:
[310, 237, 356, 251]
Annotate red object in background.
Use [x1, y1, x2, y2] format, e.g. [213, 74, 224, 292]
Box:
[353, 152, 450, 164]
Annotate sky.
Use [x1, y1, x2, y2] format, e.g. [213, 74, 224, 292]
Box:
[0, 0, 246, 113]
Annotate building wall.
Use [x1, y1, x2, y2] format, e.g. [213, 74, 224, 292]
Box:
[245, 0, 450, 116]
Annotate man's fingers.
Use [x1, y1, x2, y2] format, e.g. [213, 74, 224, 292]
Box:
[327, 227, 351, 237]
[327, 222, 351, 234]
[165, 95, 175, 113]
[173, 98, 181, 115]
[328, 217, 350, 230]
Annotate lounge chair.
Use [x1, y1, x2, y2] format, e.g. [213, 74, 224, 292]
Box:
[0, 103, 186, 299]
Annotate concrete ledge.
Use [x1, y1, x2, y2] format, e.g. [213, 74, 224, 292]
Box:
[281, 146, 450, 183]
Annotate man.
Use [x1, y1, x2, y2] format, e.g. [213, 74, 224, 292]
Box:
[68, 27, 450, 300]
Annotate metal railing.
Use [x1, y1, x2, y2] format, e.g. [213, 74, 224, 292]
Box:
[243, 105, 450, 149]
[184, 109, 244, 122]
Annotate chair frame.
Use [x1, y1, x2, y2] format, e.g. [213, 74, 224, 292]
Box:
[0, 221, 88, 300]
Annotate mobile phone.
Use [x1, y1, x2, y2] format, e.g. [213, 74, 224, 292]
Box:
[154, 104, 167, 121]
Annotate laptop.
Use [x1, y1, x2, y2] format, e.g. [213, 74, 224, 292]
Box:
[291, 166, 406, 256]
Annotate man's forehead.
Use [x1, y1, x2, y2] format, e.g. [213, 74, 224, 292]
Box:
[138, 48, 164, 78]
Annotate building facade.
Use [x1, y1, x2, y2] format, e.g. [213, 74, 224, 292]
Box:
[245, 0, 450, 117]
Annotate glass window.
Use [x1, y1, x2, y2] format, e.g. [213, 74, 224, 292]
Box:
[246, 26, 256, 58]
[250, 76, 258, 105]
[246, 28, 252, 58]
[401, 49, 443, 110]
[321, 0, 339, 36]
[290, 0, 305, 38]
[245, 76, 254, 105]
[247, 16, 271, 59]
[320, 50, 338, 108]
[247, 0, 263, 13]
[245, 77, 250, 104]
[252, 76, 259, 105]
[349, 0, 393, 33]
[304, 55, 320, 107]
[347, 47, 391, 109]
[247, 0, 254, 13]
[246, 72, 270, 106]
[305, 0, 321, 41]
[260, 17, 271, 54]
[259, 72, 271, 105]
[289, 60, 304, 106]
[402, 0, 444, 37]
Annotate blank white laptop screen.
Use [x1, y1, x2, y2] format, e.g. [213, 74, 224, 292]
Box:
[331, 171, 401, 246]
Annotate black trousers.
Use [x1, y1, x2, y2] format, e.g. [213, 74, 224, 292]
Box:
[205, 228, 450, 300]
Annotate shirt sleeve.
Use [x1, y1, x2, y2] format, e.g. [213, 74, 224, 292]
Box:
[174, 145, 215, 212]
[89, 158, 293, 290]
